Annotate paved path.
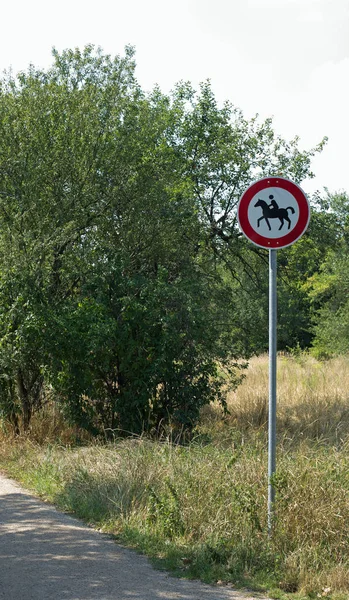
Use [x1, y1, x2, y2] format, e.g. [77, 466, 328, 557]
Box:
[0, 473, 267, 600]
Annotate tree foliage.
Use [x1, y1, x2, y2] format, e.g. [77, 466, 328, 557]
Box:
[0, 45, 327, 433]
[307, 192, 349, 357]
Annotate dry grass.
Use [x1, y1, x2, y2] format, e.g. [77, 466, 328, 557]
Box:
[217, 354, 349, 443]
[1, 353, 349, 599]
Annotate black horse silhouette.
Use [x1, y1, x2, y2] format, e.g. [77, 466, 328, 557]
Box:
[254, 198, 295, 231]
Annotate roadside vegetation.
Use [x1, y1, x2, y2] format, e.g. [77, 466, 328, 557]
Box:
[0, 45, 349, 600]
[1, 354, 348, 600]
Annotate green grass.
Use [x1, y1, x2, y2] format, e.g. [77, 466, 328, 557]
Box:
[1, 354, 349, 600]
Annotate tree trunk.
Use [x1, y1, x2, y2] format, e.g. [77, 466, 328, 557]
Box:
[16, 370, 32, 432]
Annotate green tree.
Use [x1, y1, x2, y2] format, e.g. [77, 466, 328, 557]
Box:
[307, 192, 349, 356]
[0, 45, 142, 429]
[0, 46, 325, 433]
[168, 80, 327, 353]
[173, 80, 325, 254]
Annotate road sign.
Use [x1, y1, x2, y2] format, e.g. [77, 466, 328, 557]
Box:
[238, 176, 310, 533]
[237, 177, 310, 249]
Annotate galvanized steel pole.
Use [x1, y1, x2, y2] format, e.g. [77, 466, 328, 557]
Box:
[268, 248, 277, 534]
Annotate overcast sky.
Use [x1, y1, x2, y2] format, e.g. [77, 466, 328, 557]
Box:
[1, 0, 348, 196]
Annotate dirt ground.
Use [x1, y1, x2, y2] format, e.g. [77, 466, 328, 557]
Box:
[0, 473, 269, 600]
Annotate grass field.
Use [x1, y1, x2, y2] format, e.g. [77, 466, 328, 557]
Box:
[0, 353, 348, 600]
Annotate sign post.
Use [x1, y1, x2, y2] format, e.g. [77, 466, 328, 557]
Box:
[237, 177, 310, 532]
[268, 248, 277, 533]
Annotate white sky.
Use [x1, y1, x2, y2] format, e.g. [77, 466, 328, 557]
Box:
[1, 0, 348, 196]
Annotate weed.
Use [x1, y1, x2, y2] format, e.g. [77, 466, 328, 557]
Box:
[147, 479, 185, 539]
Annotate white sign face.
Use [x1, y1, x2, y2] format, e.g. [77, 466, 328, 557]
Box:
[247, 187, 300, 239]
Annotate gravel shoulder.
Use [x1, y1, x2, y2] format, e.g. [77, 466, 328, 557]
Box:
[0, 473, 269, 600]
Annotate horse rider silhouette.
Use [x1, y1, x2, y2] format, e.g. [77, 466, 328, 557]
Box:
[255, 195, 295, 231]
[268, 194, 279, 211]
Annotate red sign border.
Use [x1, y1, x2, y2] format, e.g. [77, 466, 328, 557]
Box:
[237, 177, 310, 249]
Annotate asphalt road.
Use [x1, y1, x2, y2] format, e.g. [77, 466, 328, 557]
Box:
[0, 473, 267, 600]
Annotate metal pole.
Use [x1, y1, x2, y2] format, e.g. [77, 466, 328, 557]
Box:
[268, 248, 277, 534]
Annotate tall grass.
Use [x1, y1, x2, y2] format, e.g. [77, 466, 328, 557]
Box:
[202, 354, 349, 444]
[0, 354, 349, 599]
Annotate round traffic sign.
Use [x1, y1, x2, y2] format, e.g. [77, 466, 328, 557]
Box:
[237, 177, 310, 249]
